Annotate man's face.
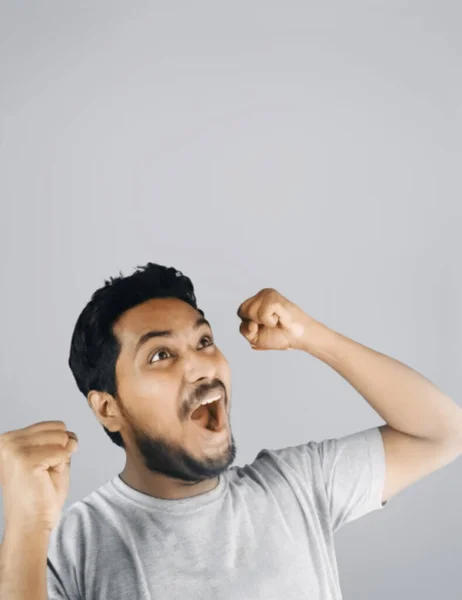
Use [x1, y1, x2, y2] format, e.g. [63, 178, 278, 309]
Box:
[109, 297, 236, 483]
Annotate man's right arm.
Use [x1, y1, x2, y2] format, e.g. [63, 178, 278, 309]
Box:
[0, 526, 51, 600]
[0, 420, 79, 600]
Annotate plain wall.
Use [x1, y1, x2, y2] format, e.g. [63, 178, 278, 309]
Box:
[0, 2, 461, 598]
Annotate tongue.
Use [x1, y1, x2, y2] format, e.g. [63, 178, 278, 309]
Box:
[191, 404, 211, 428]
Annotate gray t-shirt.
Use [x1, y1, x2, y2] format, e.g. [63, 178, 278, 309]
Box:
[47, 426, 388, 599]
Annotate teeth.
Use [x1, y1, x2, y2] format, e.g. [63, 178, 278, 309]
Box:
[189, 393, 223, 418]
[199, 394, 221, 406]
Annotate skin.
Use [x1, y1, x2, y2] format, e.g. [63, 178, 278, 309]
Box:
[87, 297, 237, 500]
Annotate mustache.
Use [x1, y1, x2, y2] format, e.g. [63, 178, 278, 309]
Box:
[186, 379, 225, 412]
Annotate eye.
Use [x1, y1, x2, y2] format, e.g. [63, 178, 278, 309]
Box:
[200, 335, 214, 348]
[149, 348, 172, 364]
[148, 336, 214, 364]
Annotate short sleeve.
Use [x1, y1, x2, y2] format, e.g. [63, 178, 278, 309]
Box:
[47, 557, 73, 599]
[317, 426, 388, 532]
[47, 519, 82, 600]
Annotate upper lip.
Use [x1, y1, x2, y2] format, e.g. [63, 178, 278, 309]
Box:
[188, 389, 225, 418]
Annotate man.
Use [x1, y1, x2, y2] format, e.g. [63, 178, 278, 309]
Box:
[1, 262, 461, 600]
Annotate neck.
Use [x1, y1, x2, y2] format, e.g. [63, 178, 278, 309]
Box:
[119, 465, 220, 500]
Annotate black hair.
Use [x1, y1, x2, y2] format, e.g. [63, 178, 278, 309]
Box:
[68, 263, 204, 449]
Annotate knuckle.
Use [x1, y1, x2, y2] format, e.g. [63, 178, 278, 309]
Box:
[59, 430, 71, 444]
[67, 440, 78, 454]
[20, 445, 34, 459]
[47, 421, 66, 430]
[1, 438, 19, 458]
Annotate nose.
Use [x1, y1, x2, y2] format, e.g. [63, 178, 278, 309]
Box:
[183, 351, 217, 384]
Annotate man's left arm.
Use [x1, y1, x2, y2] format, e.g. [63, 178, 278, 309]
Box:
[299, 321, 462, 503]
[237, 287, 462, 505]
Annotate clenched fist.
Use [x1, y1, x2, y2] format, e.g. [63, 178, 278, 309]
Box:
[0, 421, 79, 534]
[237, 288, 316, 351]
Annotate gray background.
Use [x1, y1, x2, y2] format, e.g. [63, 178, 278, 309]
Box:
[1, 2, 461, 598]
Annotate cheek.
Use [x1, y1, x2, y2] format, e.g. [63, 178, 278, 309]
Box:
[140, 373, 180, 403]
[123, 373, 183, 431]
[216, 353, 231, 386]
[119, 369, 179, 405]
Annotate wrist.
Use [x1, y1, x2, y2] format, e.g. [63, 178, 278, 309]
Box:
[296, 320, 340, 360]
[2, 520, 52, 547]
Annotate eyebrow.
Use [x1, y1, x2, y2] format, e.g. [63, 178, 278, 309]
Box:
[134, 317, 212, 356]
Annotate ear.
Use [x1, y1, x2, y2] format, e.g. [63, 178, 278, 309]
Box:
[87, 390, 121, 433]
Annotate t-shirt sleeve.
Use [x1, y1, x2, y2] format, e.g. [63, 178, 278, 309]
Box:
[46, 517, 82, 600]
[47, 557, 75, 599]
[316, 426, 388, 532]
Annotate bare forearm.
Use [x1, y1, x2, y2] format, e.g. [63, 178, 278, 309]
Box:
[301, 322, 462, 443]
[0, 527, 50, 600]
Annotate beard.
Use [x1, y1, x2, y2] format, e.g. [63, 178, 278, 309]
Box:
[116, 394, 237, 483]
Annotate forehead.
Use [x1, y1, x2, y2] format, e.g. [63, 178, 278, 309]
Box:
[113, 297, 204, 346]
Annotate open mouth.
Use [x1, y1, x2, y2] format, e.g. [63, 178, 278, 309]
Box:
[190, 398, 225, 432]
